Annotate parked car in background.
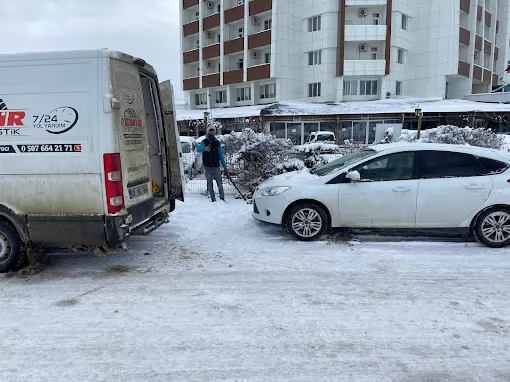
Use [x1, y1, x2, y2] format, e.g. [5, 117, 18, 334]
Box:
[180, 136, 202, 178]
[305, 131, 336, 144]
[253, 143, 510, 248]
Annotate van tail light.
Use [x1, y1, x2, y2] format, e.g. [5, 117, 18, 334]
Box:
[103, 153, 124, 214]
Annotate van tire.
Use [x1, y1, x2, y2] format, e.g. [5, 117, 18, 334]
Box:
[0, 221, 24, 273]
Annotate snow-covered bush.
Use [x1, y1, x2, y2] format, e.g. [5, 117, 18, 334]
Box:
[294, 143, 342, 169]
[379, 127, 394, 144]
[276, 159, 305, 174]
[398, 125, 504, 150]
[221, 128, 299, 193]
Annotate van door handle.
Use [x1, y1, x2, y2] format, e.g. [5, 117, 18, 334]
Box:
[465, 184, 484, 189]
[393, 187, 411, 193]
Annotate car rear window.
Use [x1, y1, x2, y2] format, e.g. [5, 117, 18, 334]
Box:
[477, 156, 509, 175]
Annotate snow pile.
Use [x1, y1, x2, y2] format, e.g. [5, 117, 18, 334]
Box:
[398, 125, 505, 150]
[221, 128, 300, 193]
[294, 143, 341, 153]
[276, 159, 306, 172]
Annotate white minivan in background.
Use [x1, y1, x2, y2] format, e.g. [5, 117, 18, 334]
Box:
[0, 49, 184, 273]
[306, 131, 336, 144]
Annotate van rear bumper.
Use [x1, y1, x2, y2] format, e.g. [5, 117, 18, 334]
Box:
[27, 198, 171, 248]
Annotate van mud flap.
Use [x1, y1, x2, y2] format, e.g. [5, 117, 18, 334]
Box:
[130, 210, 169, 236]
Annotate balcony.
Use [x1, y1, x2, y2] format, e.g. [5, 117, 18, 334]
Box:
[223, 69, 243, 85]
[183, 76, 200, 91]
[344, 25, 386, 42]
[460, 0, 470, 13]
[247, 64, 270, 81]
[183, 49, 199, 64]
[249, 0, 272, 16]
[483, 69, 491, 83]
[183, 0, 199, 9]
[224, 37, 244, 55]
[203, 13, 220, 31]
[458, 60, 470, 77]
[459, 27, 470, 46]
[183, 20, 199, 37]
[248, 30, 271, 49]
[473, 65, 483, 81]
[344, 60, 386, 76]
[202, 73, 220, 88]
[203, 43, 220, 60]
[225, 4, 244, 24]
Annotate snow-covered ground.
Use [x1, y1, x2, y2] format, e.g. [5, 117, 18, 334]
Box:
[2, 195, 510, 381]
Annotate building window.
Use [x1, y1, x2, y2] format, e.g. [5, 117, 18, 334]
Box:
[343, 80, 358, 96]
[264, 19, 272, 30]
[238, 27, 244, 38]
[308, 82, 321, 97]
[217, 34, 221, 43]
[373, 13, 380, 25]
[195, 12, 199, 20]
[237, 58, 244, 69]
[371, 47, 378, 60]
[308, 50, 322, 65]
[237, 87, 251, 101]
[308, 15, 322, 32]
[217, 4, 221, 13]
[402, 14, 408, 30]
[360, 80, 378, 96]
[264, 52, 271, 64]
[215, 90, 227, 104]
[397, 49, 405, 64]
[396, 81, 402, 96]
[260, 84, 276, 99]
[195, 93, 208, 106]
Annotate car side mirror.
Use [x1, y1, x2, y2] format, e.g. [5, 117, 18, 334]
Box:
[346, 170, 361, 183]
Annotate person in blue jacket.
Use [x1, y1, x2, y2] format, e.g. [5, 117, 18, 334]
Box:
[197, 126, 227, 202]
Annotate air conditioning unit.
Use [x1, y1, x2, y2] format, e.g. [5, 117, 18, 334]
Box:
[206, 61, 213, 68]
[206, 1, 214, 9]
[252, 16, 259, 25]
[206, 31, 213, 39]
[359, 44, 367, 52]
[359, 8, 367, 17]
[251, 51, 258, 59]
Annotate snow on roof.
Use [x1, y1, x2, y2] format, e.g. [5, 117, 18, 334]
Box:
[176, 97, 510, 121]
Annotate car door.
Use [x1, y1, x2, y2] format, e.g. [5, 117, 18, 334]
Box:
[337, 151, 418, 228]
[415, 150, 493, 228]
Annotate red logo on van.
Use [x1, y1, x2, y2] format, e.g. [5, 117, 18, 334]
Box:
[122, 118, 142, 128]
[0, 111, 25, 127]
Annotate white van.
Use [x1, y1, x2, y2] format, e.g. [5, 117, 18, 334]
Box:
[0, 50, 184, 273]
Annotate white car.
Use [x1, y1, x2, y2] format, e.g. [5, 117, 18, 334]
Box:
[305, 131, 336, 144]
[253, 143, 510, 248]
[180, 136, 202, 178]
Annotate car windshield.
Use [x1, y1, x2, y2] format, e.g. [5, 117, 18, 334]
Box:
[312, 149, 376, 176]
[181, 142, 191, 154]
[317, 135, 334, 141]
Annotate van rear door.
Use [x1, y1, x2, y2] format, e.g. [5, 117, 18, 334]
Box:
[109, 59, 155, 225]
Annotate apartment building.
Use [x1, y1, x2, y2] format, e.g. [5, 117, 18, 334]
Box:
[180, 0, 509, 110]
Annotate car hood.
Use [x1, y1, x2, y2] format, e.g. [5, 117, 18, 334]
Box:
[259, 170, 320, 188]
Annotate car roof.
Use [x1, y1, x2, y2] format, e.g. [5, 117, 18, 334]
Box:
[370, 142, 510, 162]
[179, 136, 196, 143]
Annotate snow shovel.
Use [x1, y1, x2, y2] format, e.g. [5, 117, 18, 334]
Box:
[225, 171, 247, 201]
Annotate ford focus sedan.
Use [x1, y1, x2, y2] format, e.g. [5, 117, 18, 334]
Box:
[252, 143, 510, 248]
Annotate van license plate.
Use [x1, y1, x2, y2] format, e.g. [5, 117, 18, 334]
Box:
[129, 184, 149, 199]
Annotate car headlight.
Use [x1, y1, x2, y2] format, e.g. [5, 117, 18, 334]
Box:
[260, 186, 291, 196]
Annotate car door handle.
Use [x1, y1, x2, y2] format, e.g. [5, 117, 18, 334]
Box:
[392, 187, 411, 193]
[465, 184, 484, 190]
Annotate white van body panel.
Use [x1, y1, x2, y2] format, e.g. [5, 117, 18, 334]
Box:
[0, 49, 182, 247]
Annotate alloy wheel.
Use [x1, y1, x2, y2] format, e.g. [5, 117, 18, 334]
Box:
[0, 232, 12, 263]
[481, 211, 510, 244]
[291, 208, 323, 238]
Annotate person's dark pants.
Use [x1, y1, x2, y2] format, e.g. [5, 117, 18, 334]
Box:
[204, 166, 224, 201]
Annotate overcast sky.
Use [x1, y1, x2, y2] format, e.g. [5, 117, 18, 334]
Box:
[4, 0, 183, 101]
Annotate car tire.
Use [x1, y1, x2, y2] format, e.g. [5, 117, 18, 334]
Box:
[285, 203, 328, 242]
[474, 207, 510, 248]
[0, 221, 24, 273]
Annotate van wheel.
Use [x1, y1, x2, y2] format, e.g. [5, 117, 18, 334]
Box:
[474, 207, 510, 248]
[285, 203, 328, 241]
[0, 221, 24, 273]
